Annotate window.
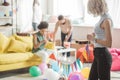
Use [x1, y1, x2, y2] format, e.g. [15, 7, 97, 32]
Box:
[50, 0, 120, 28]
[55, 0, 83, 18]
[53, 0, 100, 26]
[54, 0, 84, 24]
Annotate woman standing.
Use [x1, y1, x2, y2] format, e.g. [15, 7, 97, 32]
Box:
[87, 0, 113, 80]
[32, 0, 42, 31]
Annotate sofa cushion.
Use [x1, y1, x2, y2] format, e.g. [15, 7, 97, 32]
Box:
[14, 34, 33, 51]
[0, 33, 10, 53]
[0, 52, 34, 64]
[111, 56, 120, 71]
[7, 39, 28, 53]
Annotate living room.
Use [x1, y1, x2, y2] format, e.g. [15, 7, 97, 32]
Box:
[0, 0, 120, 80]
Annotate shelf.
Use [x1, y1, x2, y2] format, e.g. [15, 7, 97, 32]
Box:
[0, 17, 13, 19]
[0, 26, 15, 30]
[0, 5, 11, 7]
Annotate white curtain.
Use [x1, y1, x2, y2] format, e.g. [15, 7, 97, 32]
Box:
[107, 0, 120, 28]
[17, 0, 34, 32]
[53, 0, 120, 27]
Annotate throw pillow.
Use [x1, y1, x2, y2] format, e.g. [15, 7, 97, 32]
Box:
[0, 33, 10, 53]
[7, 39, 27, 53]
[13, 34, 33, 52]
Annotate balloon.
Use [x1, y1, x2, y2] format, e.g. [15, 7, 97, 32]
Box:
[68, 72, 85, 80]
[39, 62, 48, 74]
[29, 66, 41, 77]
[51, 61, 60, 72]
[81, 67, 90, 79]
[38, 50, 48, 62]
[44, 68, 60, 80]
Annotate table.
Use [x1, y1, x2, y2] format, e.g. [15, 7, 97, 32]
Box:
[56, 46, 76, 65]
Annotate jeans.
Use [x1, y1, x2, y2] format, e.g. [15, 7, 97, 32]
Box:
[32, 22, 38, 31]
[61, 32, 72, 57]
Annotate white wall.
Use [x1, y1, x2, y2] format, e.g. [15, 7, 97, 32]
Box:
[49, 24, 120, 48]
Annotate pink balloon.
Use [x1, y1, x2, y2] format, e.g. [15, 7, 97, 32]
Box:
[68, 72, 85, 80]
[38, 62, 48, 74]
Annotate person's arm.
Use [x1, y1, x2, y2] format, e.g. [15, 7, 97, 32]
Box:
[33, 33, 45, 49]
[53, 22, 59, 42]
[65, 20, 73, 41]
[95, 19, 112, 47]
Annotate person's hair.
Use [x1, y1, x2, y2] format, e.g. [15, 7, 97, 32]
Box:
[38, 21, 48, 29]
[58, 15, 64, 20]
[87, 0, 108, 16]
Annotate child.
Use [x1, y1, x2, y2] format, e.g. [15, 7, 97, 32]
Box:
[32, 21, 50, 62]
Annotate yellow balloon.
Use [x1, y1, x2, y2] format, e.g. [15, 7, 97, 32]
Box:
[81, 67, 90, 79]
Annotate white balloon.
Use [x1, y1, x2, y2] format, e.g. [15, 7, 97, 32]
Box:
[35, 50, 49, 62]
[44, 68, 60, 80]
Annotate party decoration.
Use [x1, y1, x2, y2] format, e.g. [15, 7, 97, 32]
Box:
[82, 50, 88, 61]
[76, 59, 83, 70]
[49, 53, 56, 60]
[51, 61, 60, 72]
[86, 44, 90, 54]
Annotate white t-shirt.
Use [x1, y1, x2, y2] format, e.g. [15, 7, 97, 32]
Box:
[32, 4, 42, 24]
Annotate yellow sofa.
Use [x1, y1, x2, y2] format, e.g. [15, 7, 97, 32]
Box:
[0, 33, 42, 72]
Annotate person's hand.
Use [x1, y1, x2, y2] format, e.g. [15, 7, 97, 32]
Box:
[64, 37, 68, 42]
[44, 39, 48, 44]
[87, 34, 95, 41]
[53, 41, 56, 44]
